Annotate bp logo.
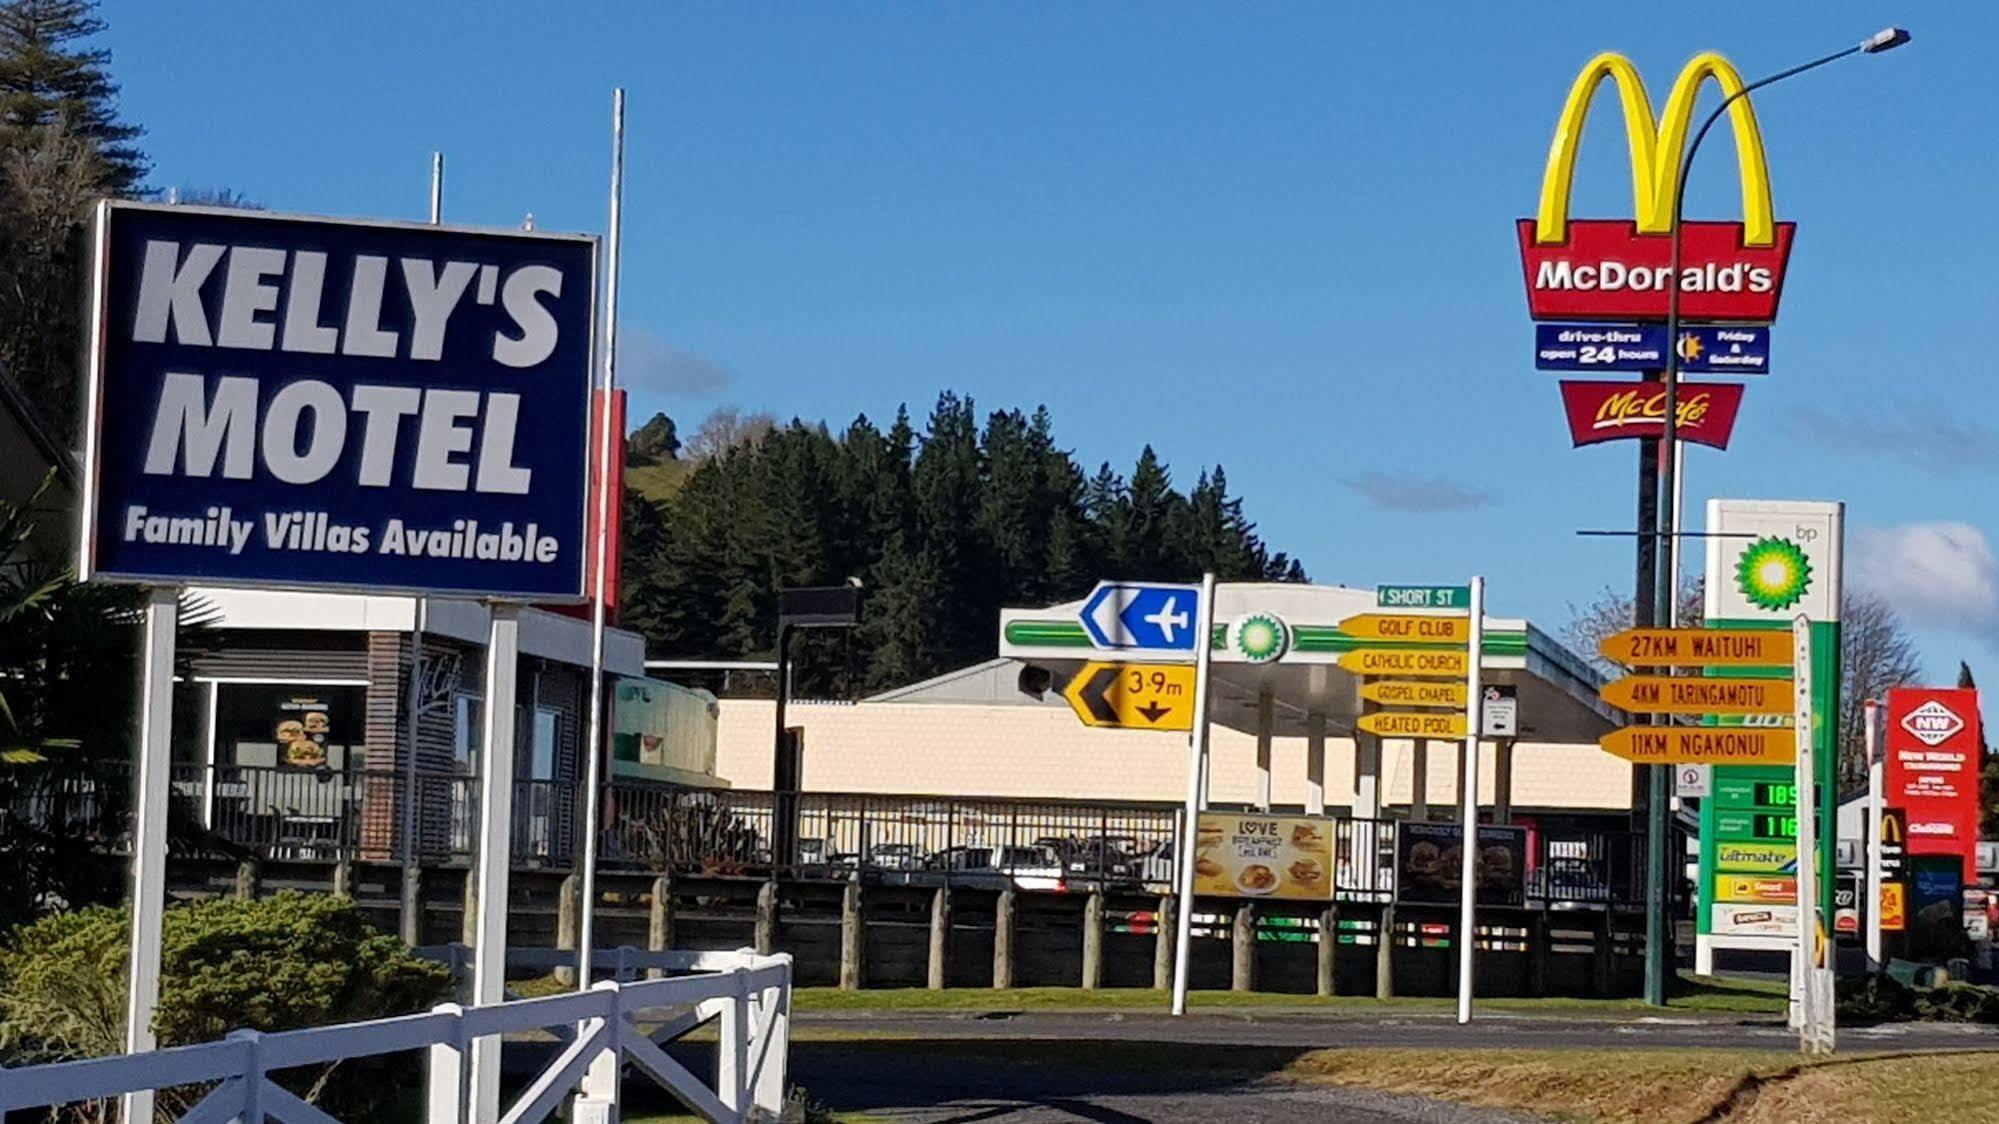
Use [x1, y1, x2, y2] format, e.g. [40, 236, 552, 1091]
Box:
[1734, 537, 1811, 611]
[1228, 613, 1290, 663]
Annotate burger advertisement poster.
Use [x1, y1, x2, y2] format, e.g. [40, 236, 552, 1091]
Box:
[1396, 822, 1527, 906]
[1192, 813, 1331, 901]
[274, 694, 332, 770]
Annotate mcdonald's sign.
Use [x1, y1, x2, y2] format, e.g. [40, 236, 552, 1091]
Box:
[1519, 52, 1795, 323]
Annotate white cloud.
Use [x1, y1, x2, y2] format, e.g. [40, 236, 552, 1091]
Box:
[618, 326, 732, 397]
[1849, 522, 1999, 632]
[1341, 472, 1495, 512]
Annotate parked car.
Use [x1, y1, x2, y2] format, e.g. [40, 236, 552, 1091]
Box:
[1035, 835, 1139, 886]
[920, 844, 1067, 892]
[867, 843, 921, 871]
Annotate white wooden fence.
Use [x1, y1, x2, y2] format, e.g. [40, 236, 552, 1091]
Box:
[0, 948, 792, 1124]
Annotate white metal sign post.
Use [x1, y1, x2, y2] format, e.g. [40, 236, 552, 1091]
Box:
[1456, 575, 1486, 1025]
[1792, 614, 1834, 1054]
[1864, 699, 1884, 968]
[469, 604, 524, 1119]
[116, 587, 179, 1124]
[1169, 571, 1218, 1016]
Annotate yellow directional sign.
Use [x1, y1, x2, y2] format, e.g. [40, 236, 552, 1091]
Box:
[1359, 680, 1468, 709]
[1062, 661, 1196, 731]
[1337, 613, 1471, 644]
[1600, 675, 1793, 716]
[1598, 726, 1795, 766]
[1357, 711, 1468, 739]
[1338, 648, 1469, 678]
[1598, 628, 1792, 668]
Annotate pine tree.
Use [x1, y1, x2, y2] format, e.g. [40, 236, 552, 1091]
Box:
[623, 392, 1305, 689]
[0, 0, 145, 431]
[0, 0, 142, 187]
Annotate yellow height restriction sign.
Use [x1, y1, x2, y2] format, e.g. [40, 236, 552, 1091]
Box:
[1356, 711, 1468, 739]
[1359, 680, 1468, 709]
[1597, 627, 1793, 668]
[1338, 649, 1468, 678]
[1598, 726, 1795, 766]
[1062, 661, 1196, 731]
[1337, 613, 1471, 644]
[1599, 675, 1794, 716]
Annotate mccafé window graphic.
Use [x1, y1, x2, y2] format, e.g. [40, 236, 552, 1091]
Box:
[1518, 52, 1795, 323]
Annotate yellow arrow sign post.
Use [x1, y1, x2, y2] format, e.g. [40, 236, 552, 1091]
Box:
[1359, 680, 1468, 709]
[1338, 648, 1469, 678]
[1600, 675, 1793, 716]
[1598, 726, 1795, 766]
[1598, 628, 1793, 668]
[1063, 661, 1196, 731]
[1357, 711, 1469, 739]
[1337, 613, 1472, 644]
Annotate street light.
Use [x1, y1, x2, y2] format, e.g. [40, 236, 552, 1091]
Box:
[1647, 26, 1908, 1006]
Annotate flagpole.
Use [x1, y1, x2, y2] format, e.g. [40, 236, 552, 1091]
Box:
[576, 89, 624, 988]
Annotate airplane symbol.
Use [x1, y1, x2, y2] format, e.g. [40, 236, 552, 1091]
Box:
[1144, 596, 1188, 643]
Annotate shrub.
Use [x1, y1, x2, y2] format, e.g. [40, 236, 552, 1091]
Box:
[0, 892, 451, 1118]
[1915, 980, 1999, 1024]
[1835, 972, 1916, 1023]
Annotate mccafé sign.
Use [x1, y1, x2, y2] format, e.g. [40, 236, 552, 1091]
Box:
[1559, 381, 1744, 449]
[1519, 52, 1795, 322]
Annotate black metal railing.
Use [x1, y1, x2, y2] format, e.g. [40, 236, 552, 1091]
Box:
[13, 761, 1643, 904]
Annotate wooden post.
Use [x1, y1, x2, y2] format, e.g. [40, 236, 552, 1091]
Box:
[1593, 911, 1617, 998]
[1318, 904, 1339, 997]
[1082, 890, 1105, 990]
[839, 879, 864, 991]
[1231, 900, 1256, 992]
[1527, 909, 1551, 997]
[755, 879, 780, 957]
[647, 873, 675, 959]
[233, 858, 259, 903]
[555, 872, 581, 986]
[460, 865, 479, 948]
[399, 863, 423, 946]
[992, 889, 1016, 990]
[1375, 904, 1396, 1000]
[1152, 895, 1175, 991]
[331, 856, 353, 900]
[927, 886, 951, 990]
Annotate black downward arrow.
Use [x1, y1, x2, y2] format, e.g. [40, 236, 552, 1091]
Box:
[1136, 701, 1171, 724]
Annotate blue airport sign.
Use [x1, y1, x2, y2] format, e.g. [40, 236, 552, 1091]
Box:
[82, 202, 597, 599]
[1079, 581, 1203, 653]
[1535, 323, 1769, 375]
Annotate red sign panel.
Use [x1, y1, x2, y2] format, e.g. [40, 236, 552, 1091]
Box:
[1557, 380, 1744, 450]
[542, 388, 625, 625]
[1517, 218, 1795, 323]
[1885, 687, 1982, 882]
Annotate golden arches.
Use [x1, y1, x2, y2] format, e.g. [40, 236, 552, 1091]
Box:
[1535, 51, 1775, 248]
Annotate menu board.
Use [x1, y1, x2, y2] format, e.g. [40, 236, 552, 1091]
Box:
[1394, 822, 1526, 906]
[1192, 813, 1333, 901]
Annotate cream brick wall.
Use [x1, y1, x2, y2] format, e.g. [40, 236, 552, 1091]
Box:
[716, 699, 1631, 811]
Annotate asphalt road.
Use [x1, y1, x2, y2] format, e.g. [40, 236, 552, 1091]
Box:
[788, 1038, 1552, 1123]
[778, 1010, 1999, 1122]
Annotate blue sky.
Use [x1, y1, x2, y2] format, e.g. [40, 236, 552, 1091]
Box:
[100, 3, 1997, 681]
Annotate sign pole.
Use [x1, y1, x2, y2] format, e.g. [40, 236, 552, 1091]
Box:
[574, 88, 627, 1119]
[468, 603, 523, 1121]
[1169, 571, 1218, 1017]
[1864, 699, 1884, 969]
[117, 586, 178, 1124]
[1791, 613, 1833, 1054]
[400, 149, 444, 942]
[1456, 576, 1486, 1025]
